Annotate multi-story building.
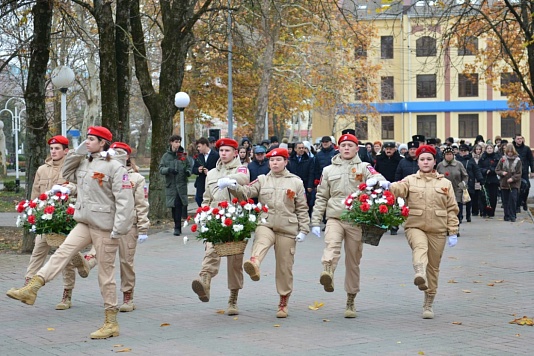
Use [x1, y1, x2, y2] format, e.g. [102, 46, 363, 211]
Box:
[312, 0, 532, 145]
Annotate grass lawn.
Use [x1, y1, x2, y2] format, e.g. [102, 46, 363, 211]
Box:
[0, 189, 26, 213]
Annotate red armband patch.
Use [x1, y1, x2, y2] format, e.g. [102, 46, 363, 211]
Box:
[367, 166, 378, 175]
[237, 167, 248, 174]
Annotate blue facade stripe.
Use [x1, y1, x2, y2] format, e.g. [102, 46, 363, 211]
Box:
[342, 100, 511, 114]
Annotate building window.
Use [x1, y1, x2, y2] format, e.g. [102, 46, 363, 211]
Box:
[355, 116, 368, 141]
[381, 36, 394, 59]
[417, 115, 437, 138]
[381, 116, 394, 139]
[416, 36, 437, 57]
[501, 72, 520, 96]
[458, 73, 479, 97]
[416, 74, 436, 98]
[501, 115, 521, 138]
[458, 36, 478, 56]
[458, 114, 479, 138]
[355, 77, 368, 101]
[355, 44, 367, 59]
[381, 76, 394, 100]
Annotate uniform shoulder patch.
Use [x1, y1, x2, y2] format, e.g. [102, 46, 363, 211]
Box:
[122, 174, 132, 189]
[367, 165, 379, 175]
[237, 166, 248, 174]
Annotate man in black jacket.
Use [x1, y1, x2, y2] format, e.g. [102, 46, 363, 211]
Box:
[289, 142, 315, 216]
[513, 134, 534, 211]
[314, 135, 338, 184]
[395, 141, 419, 181]
[193, 137, 220, 206]
[456, 144, 484, 222]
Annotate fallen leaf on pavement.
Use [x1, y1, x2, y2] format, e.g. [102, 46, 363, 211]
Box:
[473, 281, 482, 283]
[273, 324, 280, 327]
[233, 317, 238, 320]
[160, 323, 170, 327]
[516, 334, 521, 337]
[47, 328, 55, 331]
[487, 283, 494, 287]
[509, 316, 533, 326]
[308, 301, 324, 311]
[113, 345, 123, 348]
[448, 279, 458, 283]
[216, 310, 225, 314]
[462, 290, 471, 293]
[323, 319, 330, 322]
[418, 352, 425, 355]
[494, 280, 504, 283]
[115, 348, 132, 353]
[452, 321, 462, 325]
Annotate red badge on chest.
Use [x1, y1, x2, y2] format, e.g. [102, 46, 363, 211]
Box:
[367, 166, 378, 175]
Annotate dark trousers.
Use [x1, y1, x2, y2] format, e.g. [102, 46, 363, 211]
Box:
[502, 188, 518, 220]
[195, 188, 204, 207]
[172, 197, 185, 230]
[517, 176, 530, 209]
[471, 189, 481, 215]
[458, 202, 471, 222]
[483, 184, 499, 217]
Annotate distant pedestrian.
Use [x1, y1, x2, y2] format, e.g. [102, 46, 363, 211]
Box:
[192, 137, 219, 207]
[496, 143, 522, 222]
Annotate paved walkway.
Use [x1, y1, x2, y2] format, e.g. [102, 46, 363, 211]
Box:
[1, 206, 533, 355]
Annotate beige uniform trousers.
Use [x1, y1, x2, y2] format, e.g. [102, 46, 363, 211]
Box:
[37, 223, 120, 310]
[86, 226, 138, 293]
[252, 226, 296, 296]
[322, 219, 363, 294]
[405, 227, 447, 297]
[200, 243, 243, 290]
[25, 234, 77, 289]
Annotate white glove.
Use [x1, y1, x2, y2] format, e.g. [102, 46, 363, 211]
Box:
[100, 148, 116, 157]
[312, 226, 321, 238]
[366, 178, 377, 187]
[75, 140, 88, 155]
[379, 181, 391, 190]
[295, 232, 306, 242]
[138, 234, 148, 244]
[50, 184, 63, 194]
[448, 235, 458, 247]
[217, 177, 237, 190]
[110, 231, 119, 239]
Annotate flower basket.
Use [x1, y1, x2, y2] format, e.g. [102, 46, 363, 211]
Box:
[45, 233, 67, 248]
[213, 240, 248, 257]
[360, 224, 387, 246]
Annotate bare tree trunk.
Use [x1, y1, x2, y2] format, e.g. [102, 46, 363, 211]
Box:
[23, 0, 53, 253]
[136, 113, 150, 157]
[115, 0, 131, 143]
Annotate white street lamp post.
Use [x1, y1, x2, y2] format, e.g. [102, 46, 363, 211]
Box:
[51, 66, 75, 137]
[0, 97, 26, 192]
[174, 92, 190, 148]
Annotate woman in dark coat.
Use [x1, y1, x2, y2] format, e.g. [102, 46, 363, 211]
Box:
[159, 135, 192, 235]
[478, 144, 501, 218]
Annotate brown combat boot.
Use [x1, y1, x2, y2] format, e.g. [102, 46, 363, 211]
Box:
[56, 289, 73, 310]
[344, 293, 357, 318]
[276, 294, 290, 318]
[71, 252, 90, 278]
[320, 263, 334, 292]
[422, 293, 435, 319]
[119, 291, 136, 312]
[243, 257, 260, 281]
[413, 262, 428, 291]
[90, 309, 120, 339]
[6, 275, 45, 305]
[227, 289, 239, 315]
[192, 274, 211, 302]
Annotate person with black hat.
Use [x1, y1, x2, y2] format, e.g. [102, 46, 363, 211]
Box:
[456, 144, 484, 222]
[208, 136, 217, 151]
[512, 134, 534, 212]
[313, 135, 338, 187]
[478, 144, 501, 217]
[395, 141, 420, 181]
[426, 138, 442, 164]
[437, 146, 468, 224]
[270, 136, 279, 147]
[412, 135, 426, 146]
[7, 126, 135, 339]
[390, 145, 459, 319]
[288, 142, 315, 217]
[249, 145, 270, 182]
[159, 135, 192, 235]
[260, 139, 270, 150]
[193, 137, 219, 207]
[374, 141, 403, 235]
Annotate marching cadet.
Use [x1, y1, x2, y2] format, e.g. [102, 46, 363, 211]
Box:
[311, 133, 388, 318]
[191, 138, 250, 315]
[390, 145, 459, 319]
[222, 147, 310, 318]
[83, 142, 150, 312]
[22, 135, 88, 310]
[7, 126, 134, 339]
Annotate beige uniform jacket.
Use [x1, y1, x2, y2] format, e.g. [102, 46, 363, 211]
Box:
[128, 168, 150, 235]
[311, 153, 386, 226]
[62, 150, 134, 235]
[390, 171, 459, 236]
[202, 156, 250, 207]
[236, 169, 310, 236]
[31, 157, 68, 199]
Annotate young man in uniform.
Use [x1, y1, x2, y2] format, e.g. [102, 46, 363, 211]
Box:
[191, 138, 250, 315]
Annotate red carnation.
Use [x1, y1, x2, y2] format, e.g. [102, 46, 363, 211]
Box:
[196, 207, 203, 213]
[359, 194, 369, 202]
[248, 198, 254, 204]
[39, 193, 47, 201]
[28, 215, 35, 224]
[55, 192, 62, 197]
[262, 206, 269, 213]
[314, 179, 320, 186]
[232, 197, 238, 204]
[383, 190, 392, 197]
[401, 206, 410, 217]
[358, 183, 367, 191]
[191, 224, 198, 232]
[202, 205, 210, 212]
[16, 204, 25, 213]
[254, 207, 261, 213]
[219, 201, 229, 209]
[212, 208, 220, 215]
[224, 218, 233, 226]
[360, 203, 370, 212]
[445, 172, 449, 176]
[66, 206, 75, 215]
[240, 201, 247, 207]
[378, 205, 388, 214]
[344, 197, 353, 206]
[44, 206, 55, 214]
[386, 196, 395, 205]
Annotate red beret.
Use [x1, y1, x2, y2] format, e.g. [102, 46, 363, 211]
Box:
[415, 145, 437, 158]
[110, 142, 132, 154]
[266, 148, 289, 159]
[47, 135, 69, 146]
[215, 138, 238, 150]
[338, 134, 359, 145]
[87, 126, 112, 142]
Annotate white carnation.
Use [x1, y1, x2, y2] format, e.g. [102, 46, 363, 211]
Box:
[183, 220, 189, 227]
[397, 197, 405, 207]
[228, 206, 236, 214]
[244, 204, 252, 211]
[233, 224, 244, 232]
[16, 216, 22, 227]
[249, 215, 257, 223]
[201, 226, 209, 233]
[261, 218, 267, 223]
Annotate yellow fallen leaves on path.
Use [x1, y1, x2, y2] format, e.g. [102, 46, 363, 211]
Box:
[509, 316, 533, 326]
[308, 301, 324, 311]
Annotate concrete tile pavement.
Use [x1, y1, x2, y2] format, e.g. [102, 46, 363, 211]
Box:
[1, 209, 533, 355]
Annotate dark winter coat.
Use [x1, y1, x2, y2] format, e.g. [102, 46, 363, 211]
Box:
[512, 142, 534, 179]
[159, 146, 192, 208]
[496, 154, 522, 190]
[395, 155, 419, 181]
[288, 152, 315, 189]
[374, 150, 403, 182]
[456, 153, 484, 193]
[478, 152, 501, 185]
[248, 158, 270, 181]
[192, 150, 219, 194]
[314, 145, 338, 181]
